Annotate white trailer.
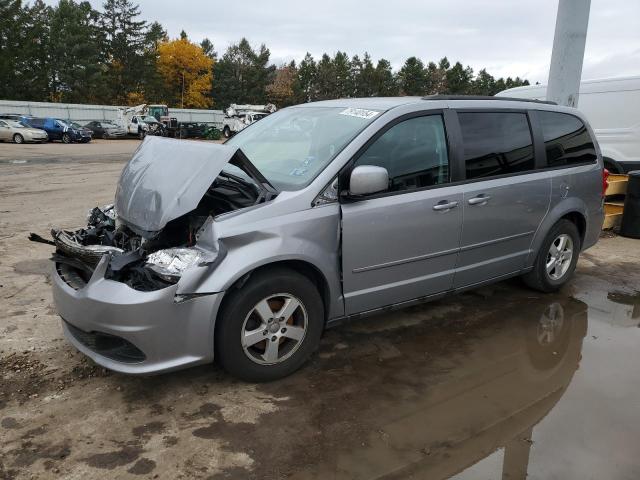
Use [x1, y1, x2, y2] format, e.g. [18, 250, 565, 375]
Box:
[498, 76, 640, 173]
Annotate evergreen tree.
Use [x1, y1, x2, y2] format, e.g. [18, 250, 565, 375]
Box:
[398, 56, 426, 95]
[358, 53, 376, 97]
[333, 51, 351, 98]
[472, 68, 495, 95]
[446, 61, 473, 94]
[0, 0, 25, 100]
[12, 0, 52, 101]
[373, 58, 398, 96]
[314, 53, 335, 100]
[49, 0, 104, 103]
[297, 52, 316, 102]
[200, 38, 216, 60]
[212, 38, 273, 107]
[100, 0, 148, 103]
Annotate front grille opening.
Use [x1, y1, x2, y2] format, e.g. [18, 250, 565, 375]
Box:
[56, 262, 89, 290]
[65, 321, 146, 363]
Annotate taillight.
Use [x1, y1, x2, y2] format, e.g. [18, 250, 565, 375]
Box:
[602, 168, 610, 197]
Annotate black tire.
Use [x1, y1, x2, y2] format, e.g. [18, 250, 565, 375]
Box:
[102, 132, 109, 140]
[215, 268, 324, 382]
[223, 126, 231, 138]
[13, 133, 24, 144]
[61, 133, 71, 144]
[523, 219, 581, 293]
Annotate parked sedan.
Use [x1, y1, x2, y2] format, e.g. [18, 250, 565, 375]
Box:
[0, 119, 48, 143]
[70, 122, 93, 143]
[85, 120, 127, 139]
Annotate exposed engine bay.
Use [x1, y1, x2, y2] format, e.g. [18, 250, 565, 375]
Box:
[31, 138, 278, 292]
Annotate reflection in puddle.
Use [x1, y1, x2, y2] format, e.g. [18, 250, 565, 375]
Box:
[607, 289, 640, 321]
[258, 294, 588, 480]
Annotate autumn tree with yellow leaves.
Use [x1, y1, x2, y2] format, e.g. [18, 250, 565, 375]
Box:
[157, 36, 214, 108]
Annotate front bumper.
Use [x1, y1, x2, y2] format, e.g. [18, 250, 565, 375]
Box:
[27, 134, 48, 142]
[106, 131, 127, 138]
[52, 256, 224, 374]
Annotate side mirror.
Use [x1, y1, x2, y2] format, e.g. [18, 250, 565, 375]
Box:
[349, 165, 389, 196]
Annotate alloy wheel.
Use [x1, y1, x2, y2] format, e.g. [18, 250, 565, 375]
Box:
[241, 293, 308, 365]
[546, 234, 573, 280]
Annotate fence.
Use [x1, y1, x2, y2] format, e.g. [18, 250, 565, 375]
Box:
[0, 100, 225, 127]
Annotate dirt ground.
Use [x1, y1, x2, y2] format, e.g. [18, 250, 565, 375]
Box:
[1, 145, 639, 479]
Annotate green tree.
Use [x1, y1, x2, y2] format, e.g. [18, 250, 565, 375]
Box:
[373, 58, 397, 96]
[12, 0, 52, 101]
[333, 51, 351, 98]
[0, 0, 25, 99]
[297, 52, 316, 102]
[101, 0, 148, 103]
[314, 53, 335, 100]
[446, 61, 473, 94]
[398, 56, 426, 95]
[200, 38, 216, 60]
[357, 53, 376, 97]
[472, 68, 495, 95]
[212, 38, 273, 107]
[49, 0, 104, 103]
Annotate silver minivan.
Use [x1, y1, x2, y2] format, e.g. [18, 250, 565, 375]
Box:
[47, 96, 606, 381]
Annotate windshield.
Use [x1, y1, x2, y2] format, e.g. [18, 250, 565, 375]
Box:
[225, 106, 380, 190]
[71, 122, 82, 129]
[142, 116, 158, 123]
[7, 121, 24, 128]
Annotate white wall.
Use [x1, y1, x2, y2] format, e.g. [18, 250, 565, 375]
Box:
[0, 100, 224, 127]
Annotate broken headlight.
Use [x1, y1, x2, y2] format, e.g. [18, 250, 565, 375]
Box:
[145, 247, 209, 282]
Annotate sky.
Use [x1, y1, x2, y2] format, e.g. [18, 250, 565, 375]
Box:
[49, 0, 640, 84]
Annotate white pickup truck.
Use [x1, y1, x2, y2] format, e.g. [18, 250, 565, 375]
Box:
[222, 104, 276, 138]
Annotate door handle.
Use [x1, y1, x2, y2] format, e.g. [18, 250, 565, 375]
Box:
[467, 195, 491, 205]
[433, 200, 459, 211]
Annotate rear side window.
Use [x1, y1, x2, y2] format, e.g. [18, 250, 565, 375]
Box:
[30, 118, 44, 128]
[538, 111, 597, 167]
[458, 112, 535, 179]
[355, 114, 449, 191]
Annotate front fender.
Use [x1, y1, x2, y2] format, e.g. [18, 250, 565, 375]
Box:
[182, 204, 344, 319]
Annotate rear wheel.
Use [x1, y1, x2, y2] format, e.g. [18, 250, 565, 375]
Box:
[215, 268, 324, 382]
[523, 219, 580, 292]
[61, 133, 71, 144]
[13, 133, 24, 144]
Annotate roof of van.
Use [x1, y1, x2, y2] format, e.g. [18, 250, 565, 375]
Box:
[294, 95, 559, 111]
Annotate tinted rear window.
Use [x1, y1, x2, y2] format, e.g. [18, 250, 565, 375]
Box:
[458, 112, 535, 179]
[538, 111, 597, 167]
[30, 118, 44, 127]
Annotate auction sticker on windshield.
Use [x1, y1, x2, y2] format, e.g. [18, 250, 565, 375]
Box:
[339, 108, 380, 119]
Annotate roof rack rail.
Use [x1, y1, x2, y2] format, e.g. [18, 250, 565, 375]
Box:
[422, 95, 557, 105]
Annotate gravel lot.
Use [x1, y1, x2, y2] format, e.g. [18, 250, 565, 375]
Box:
[1, 141, 639, 479]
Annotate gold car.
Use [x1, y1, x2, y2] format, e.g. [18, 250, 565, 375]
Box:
[0, 119, 48, 143]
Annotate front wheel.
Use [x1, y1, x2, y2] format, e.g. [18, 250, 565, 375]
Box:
[13, 133, 24, 144]
[523, 219, 580, 292]
[215, 268, 324, 382]
[61, 133, 71, 144]
[223, 126, 231, 138]
[138, 129, 146, 140]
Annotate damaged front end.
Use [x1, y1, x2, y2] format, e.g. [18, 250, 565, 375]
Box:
[35, 137, 277, 293]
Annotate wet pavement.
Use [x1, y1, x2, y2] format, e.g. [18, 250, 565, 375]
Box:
[1, 157, 639, 479]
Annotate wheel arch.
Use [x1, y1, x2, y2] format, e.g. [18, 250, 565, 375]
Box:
[527, 200, 589, 267]
[218, 259, 333, 325]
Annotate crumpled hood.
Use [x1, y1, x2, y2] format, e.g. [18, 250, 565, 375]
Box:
[115, 136, 242, 235]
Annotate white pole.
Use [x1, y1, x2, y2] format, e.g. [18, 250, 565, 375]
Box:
[546, 0, 591, 107]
